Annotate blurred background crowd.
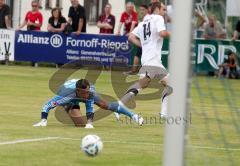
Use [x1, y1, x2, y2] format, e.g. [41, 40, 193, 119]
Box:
[1, 0, 239, 79]
[1, 0, 240, 40]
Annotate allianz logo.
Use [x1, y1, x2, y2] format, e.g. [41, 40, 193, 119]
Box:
[17, 34, 63, 48]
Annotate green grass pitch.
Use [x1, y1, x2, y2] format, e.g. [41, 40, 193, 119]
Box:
[0, 65, 239, 166]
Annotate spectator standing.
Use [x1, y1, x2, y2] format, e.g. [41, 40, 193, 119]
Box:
[116, 2, 138, 36]
[18, 0, 43, 31]
[48, 8, 66, 33]
[202, 15, 226, 39]
[97, 3, 115, 34]
[68, 0, 86, 35]
[232, 20, 240, 40]
[149, 0, 160, 11]
[124, 4, 149, 75]
[139, 4, 149, 21]
[193, 10, 206, 38]
[18, 0, 43, 67]
[0, 0, 11, 29]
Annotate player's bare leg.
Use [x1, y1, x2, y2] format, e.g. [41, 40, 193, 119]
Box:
[120, 76, 151, 105]
[113, 76, 150, 124]
[160, 75, 173, 118]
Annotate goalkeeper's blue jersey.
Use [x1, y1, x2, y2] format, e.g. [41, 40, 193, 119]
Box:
[42, 79, 97, 114]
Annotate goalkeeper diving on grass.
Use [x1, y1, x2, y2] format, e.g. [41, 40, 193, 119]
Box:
[33, 79, 144, 128]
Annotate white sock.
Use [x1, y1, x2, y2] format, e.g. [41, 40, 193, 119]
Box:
[161, 96, 168, 116]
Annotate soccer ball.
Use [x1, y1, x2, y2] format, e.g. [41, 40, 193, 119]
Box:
[81, 135, 103, 157]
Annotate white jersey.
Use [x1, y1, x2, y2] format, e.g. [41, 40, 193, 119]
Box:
[132, 14, 166, 67]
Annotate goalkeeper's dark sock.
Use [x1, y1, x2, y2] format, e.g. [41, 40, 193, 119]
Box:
[120, 82, 142, 104]
[86, 112, 94, 124]
[41, 112, 48, 120]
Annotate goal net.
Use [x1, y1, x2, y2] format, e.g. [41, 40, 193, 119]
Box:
[164, 0, 240, 166]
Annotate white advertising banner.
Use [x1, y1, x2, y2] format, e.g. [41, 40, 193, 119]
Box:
[0, 29, 15, 61]
[226, 0, 240, 16]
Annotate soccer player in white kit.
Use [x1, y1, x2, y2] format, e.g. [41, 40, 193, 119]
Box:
[120, 2, 173, 118]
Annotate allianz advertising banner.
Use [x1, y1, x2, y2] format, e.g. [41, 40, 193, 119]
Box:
[1, 29, 240, 72]
[14, 31, 131, 65]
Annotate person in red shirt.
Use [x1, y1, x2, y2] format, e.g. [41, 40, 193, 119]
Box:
[123, 4, 149, 76]
[18, 0, 43, 31]
[97, 3, 115, 34]
[116, 2, 138, 36]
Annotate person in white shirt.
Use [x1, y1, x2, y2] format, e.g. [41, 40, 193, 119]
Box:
[120, 2, 172, 118]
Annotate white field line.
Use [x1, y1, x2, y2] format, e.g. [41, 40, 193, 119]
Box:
[1, 137, 240, 152]
[0, 137, 59, 145]
[61, 137, 240, 151]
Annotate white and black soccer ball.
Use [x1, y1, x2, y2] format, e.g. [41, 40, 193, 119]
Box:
[81, 135, 103, 157]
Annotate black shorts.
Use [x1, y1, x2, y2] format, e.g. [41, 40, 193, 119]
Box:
[135, 47, 142, 58]
[63, 104, 80, 113]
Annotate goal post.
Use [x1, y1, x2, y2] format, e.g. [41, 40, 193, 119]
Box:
[163, 0, 194, 166]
